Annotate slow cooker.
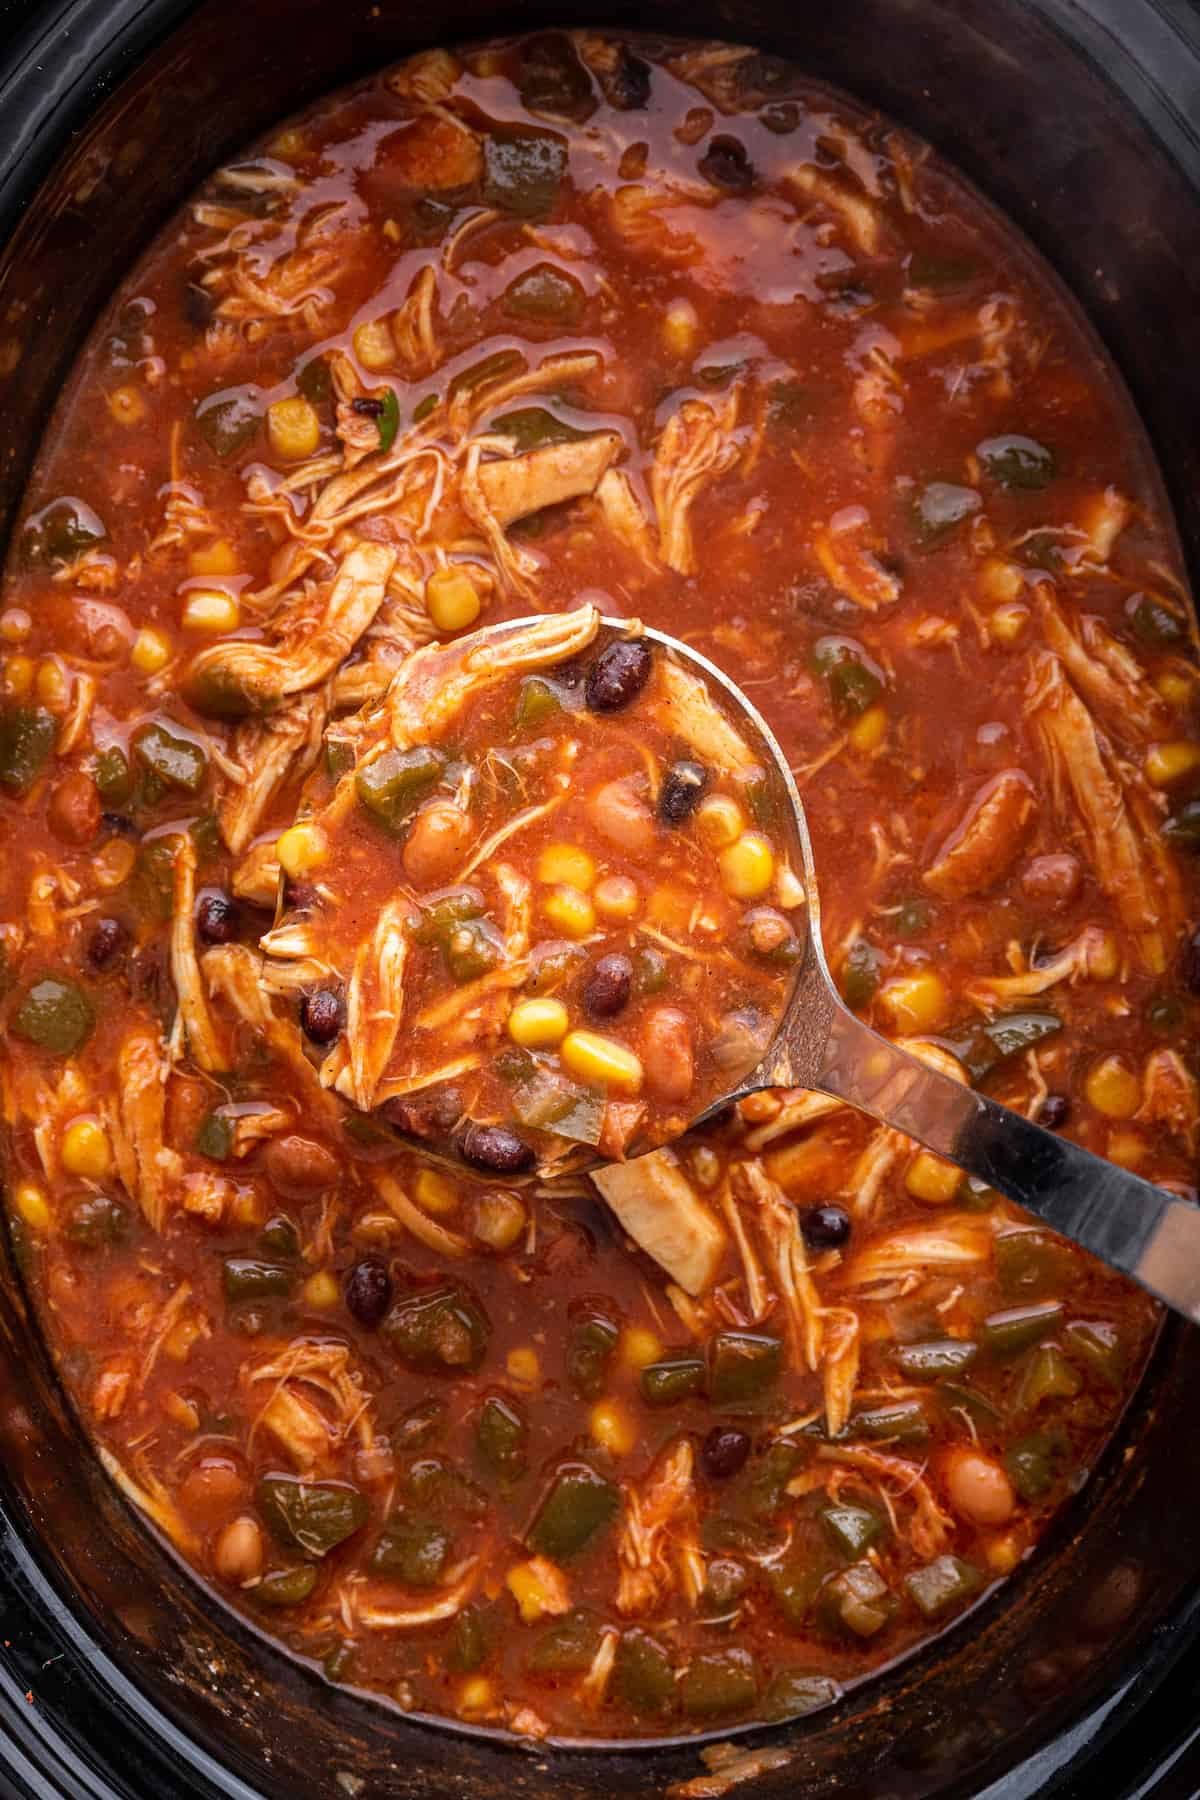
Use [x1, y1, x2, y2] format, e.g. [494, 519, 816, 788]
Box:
[2, 0, 1200, 1794]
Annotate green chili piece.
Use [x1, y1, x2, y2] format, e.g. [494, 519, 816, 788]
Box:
[1014, 1343, 1082, 1414]
[679, 1649, 760, 1719]
[894, 1338, 978, 1381]
[502, 263, 584, 325]
[322, 1643, 354, 1683]
[766, 378, 815, 430]
[259, 1213, 300, 1258]
[196, 386, 261, 458]
[849, 1398, 929, 1443]
[12, 976, 94, 1055]
[639, 1352, 706, 1408]
[255, 1566, 319, 1608]
[904, 1554, 984, 1620]
[942, 1010, 1062, 1084]
[1064, 1318, 1124, 1387]
[566, 1306, 619, 1399]
[94, 744, 132, 805]
[356, 744, 444, 829]
[482, 128, 567, 218]
[22, 496, 107, 565]
[444, 919, 504, 984]
[66, 1194, 128, 1248]
[491, 406, 589, 453]
[527, 1608, 604, 1675]
[526, 1461, 618, 1559]
[448, 348, 525, 401]
[382, 1283, 490, 1373]
[977, 434, 1056, 491]
[746, 1438, 803, 1519]
[132, 721, 208, 793]
[908, 252, 976, 290]
[709, 1329, 782, 1406]
[377, 387, 400, 453]
[222, 1258, 293, 1304]
[700, 1556, 750, 1616]
[448, 1604, 489, 1673]
[134, 841, 175, 921]
[406, 888, 484, 945]
[393, 1396, 445, 1450]
[369, 1510, 450, 1585]
[257, 1476, 368, 1557]
[195, 1111, 233, 1162]
[938, 1381, 1002, 1428]
[766, 1550, 827, 1628]
[324, 739, 355, 781]
[982, 1301, 1065, 1358]
[821, 1504, 884, 1559]
[614, 1629, 676, 1714]
[0, 704, 56, 795]
[842, 937, 882, 1010]
[515, 674, 565, 727]
[634, 946, 669, 994]
[762, 1670, 842, 1722]
[297, 355, 333, 408]
[821, 1561, 896, 1639]
[995, 1228, 1072, 1300]
[476, 1393, 528, 1477]
[1005, 1429, 1066, 1501]
[406, 1456, 488, 1519]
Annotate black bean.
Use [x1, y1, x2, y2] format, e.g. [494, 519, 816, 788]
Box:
[584, 953, 633, 1019]
[196, 892, 241, 946]
[460, 1122, 535, 1174]
[351, 395, 385, 417]
[301, 987, 343, 1045]
[799, 1204, 851, 1252]
[699, 136, 755, 193]
[1181, 926, 1200, 996]
[1039, 1094, 1071, 1131]
[100, 811, 137, 838]
[183, 278, 214, 331]
[605, 45, 652, 110]
[659, 759, 708, 825]
[344, 1257, 393, 1329]
[87, 916, 127, 970]
[701, 1426, 751, 1481]
[585, 638, 652, 713]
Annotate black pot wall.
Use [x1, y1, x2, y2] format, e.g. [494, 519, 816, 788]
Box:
[1, 3, 1200, 1797]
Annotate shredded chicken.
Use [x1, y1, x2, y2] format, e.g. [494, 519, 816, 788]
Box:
[616, 1437, 700, 1615]
[735, 1159, 823, 1371]
[106, 1028, 179, 1232]
[923, 769, 1037, 899]
[169, 834, 224, 1071]
[1137, 1046, 1199, 1151]
[650, 388, 743, 574]
[965, 923, 1119, 1013]
[593, 1149, 727, 1295]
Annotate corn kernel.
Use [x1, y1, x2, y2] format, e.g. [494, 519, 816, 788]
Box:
[1156, 670, 1193, 710]
[94, 836, 137, 889]
[661, 297, 699, 356]
[508, 996, 570, 1049]
[561, 1029, 643, 1093]
[620, 1326, 663, 1370]
[457, 1677, 495, 1719]
[425, 566, 481, 634]
[1106, 1127, 1147, 1170]
[107, 385, 146, 426]
[719, 831, 775, 901]
[1085, 1054, 1141, 1120]
[980, 558, 1023, 603]
[14, 1183, 50, 1231]
[36, 659, 69, 708]
[696, 793, 744, 850]
[2, 654, 34, 699]
[507, 1346, 541, 1387]
[905, 1150, 962, 1205]
[270, 127, 308, 161]
[542, 884, 595, 940]
[878, 969, 950, 1034]
[848, 702, 887, 753]
[229, 1187, 262, 1228]
[302, 1270, 340, 1308]
[131, 627, 172, 674]
[537, 843, 595, 890]
[990, 602, 1030, 645]
[589, 1398, 636, 1456]
[593, 874, 640, 920]
[986, 1533, 1021, 1576]
[189, 539, 239, 577]
[473, 1190, 527, 1252]
[505, 1562, 560, 1624]
[267, 396, 321, 461]
[0, 608, 31, 644]
[353, 317, 395, 371]
[276, 822, 327, 878]
[1146, 740, 1200, 787]
[61, 1118, 113, 1180]
[414, 1166, 459, 1217]
[182, 588, 240, 634]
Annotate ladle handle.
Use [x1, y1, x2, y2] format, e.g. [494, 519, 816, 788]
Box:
[775, 995, 1200, 1322]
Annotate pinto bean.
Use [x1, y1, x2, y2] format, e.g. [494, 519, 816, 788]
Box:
[263, 1133, 340, 1197]
[588, 777, 655, 853]
[179, 1457, 245, 1527]
[641, 1004, 695, 1103]
[48, 770, 101, 845]
[941, 1446, 1016, 1526]
[213, 1514, 264, 1585]
[402, 800, 473, 886]
[1021, 853, 1081, 910]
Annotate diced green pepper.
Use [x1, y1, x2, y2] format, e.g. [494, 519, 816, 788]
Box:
[407, 887, 484, 945]
[257, 1476, 368, 1557]
[194, 1110, 233, 1162]
[942, 1010, 1062, 1085]
[12, 976, 94, 1055]
[762, 1670, 842, 1722]
[640, 1352, 706, 1408]
[356, 744, 444, 830]
[94, 744, 132, 805]
[1013, 1343, 1082, 1414]
[66, 1194, 128, 1248]
[820, 1561, 896, 1639]
[828, 657, 882, 718]
[895, 1338, 978, 1380]
[324, 739, 355, 781]
[448, 349, 525, 402]
[995, 1228, 1072, 1301]
[443, 919, 503, 984]
[766, 378, 815, 430]
[700, 1556, 750, 1616]
[977, 434, 1056, 491]
[746, 1438, 803, 1518]
[1129, 592, 1187, 648]
[322, 1642, 354, 1683]
[406, 1455, 487, 1520]
[1147, 991, 1185, 1035]
[135, 840, 176, 921]
[634, 946, 669, 994]
[482, 128, 567, 218]
[502, 264, 584, 325]
[894, 896, 931, 936]
[526, 1461, 618, 1559]
[515, 674, 566, 728]
[766, 1549, 826, 1628]
[476, 1393, 528, 1477]
[613, 1628, 676, 1715]
[222, 1257, 293, 1303]
[254, 1565, 319, 1607]
[849, 1398, 929, 1443]
[369, 1509, 450, 1585]
[132, 721, 208, 793]
[904, 1554, 984, 1620]
[1064, 1318, 1124, 1388]
[377, 387, 399, 453]
[821, 1504, 884, 1558]
[21, 496, 107, 565]
[842, 937, 882, 1010]
[259, 1213, 300, 1258]
[679, 1649, 760, 1718]
[566, 1304, 619, 1399]
[297, 355, 333, 408]
[447, 1604, 490, 1673]
[938, 1381, 1002, 1428]
[1005, 1429, 1066, 1501]
[382, 1282, 490, 1373]
[913, 481, 981, 542]
[393, 1396, 445, 1450]
[708, 1329, 782, 1406]
[196, 386, 261, 458]
[527, 1608, 604, 1675]
[0, 704, 56, 794]
[190, 813, 221, 863]
[491, 406, 590, 452]
[981, 1301, 1065, 1358]
[522, 1078, 605, 1147]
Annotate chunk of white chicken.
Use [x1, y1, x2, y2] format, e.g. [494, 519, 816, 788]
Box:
[922, 769, 1037, 900]
[593, 1148, 727, 1295]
